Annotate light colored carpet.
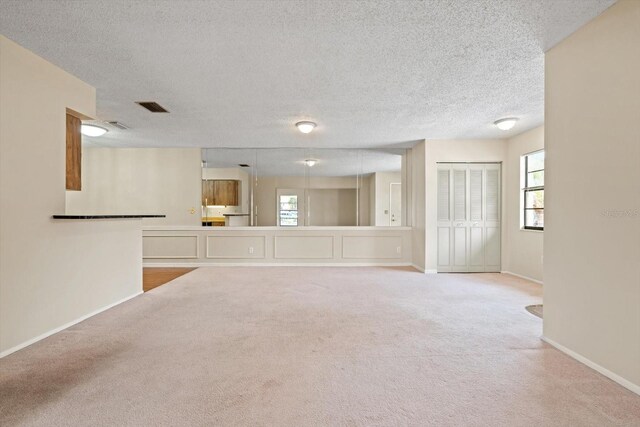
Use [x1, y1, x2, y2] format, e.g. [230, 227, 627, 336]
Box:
[1, 267, 639, 426]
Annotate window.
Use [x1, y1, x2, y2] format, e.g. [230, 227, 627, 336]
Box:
[522, 150, 544, 230]
[279, 195, 298, 226]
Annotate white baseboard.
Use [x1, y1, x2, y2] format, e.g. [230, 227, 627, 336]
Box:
[143, 262, 413, 268]
[411, 264, 425, 273]
[542, 336, 640, 396]
[425, 269, 437, 274]
[0, 291, 143, 359]
[501, 270, 543, 285]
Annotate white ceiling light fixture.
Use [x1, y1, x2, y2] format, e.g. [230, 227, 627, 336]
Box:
[81, 124, 108, 137]
[493, 117, 519, 131]
[295, 121, 317, 134]
[304, 159, 318, 167]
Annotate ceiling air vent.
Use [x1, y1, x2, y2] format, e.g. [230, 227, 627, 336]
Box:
[136, 101, 169, 113]
[107, 121, 129, 130]
[238, 164, 250, 168]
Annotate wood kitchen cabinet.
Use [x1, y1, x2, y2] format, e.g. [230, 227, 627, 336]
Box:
[202, 180, 239, 206]
[66, 113, 81, 190]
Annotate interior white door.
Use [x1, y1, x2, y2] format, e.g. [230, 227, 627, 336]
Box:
[437, 163, 501, 272]
[389, 182, 402, 226]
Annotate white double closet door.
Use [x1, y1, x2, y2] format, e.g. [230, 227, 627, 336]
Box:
[437, 163, 501, 272]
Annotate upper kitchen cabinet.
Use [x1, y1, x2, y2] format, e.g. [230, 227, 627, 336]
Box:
[65, 112, 82, 190]
[202, 180, 239, 206]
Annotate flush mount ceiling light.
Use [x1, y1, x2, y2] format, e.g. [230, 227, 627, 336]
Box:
[295, 121, 317, 134]
[80, 124, 108, 137]
[304, 159, 318, 167]
[493, 117, 519, 131]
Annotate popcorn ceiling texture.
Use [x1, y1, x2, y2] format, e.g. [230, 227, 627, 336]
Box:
[0, 0, 615, 148]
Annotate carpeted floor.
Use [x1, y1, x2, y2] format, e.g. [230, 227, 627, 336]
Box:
[1, 267, 639, 426]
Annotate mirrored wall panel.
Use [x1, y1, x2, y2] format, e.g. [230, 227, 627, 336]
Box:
[201, 148, 407, 227]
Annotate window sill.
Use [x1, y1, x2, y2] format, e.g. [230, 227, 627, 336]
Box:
[520, 228, 544, 233]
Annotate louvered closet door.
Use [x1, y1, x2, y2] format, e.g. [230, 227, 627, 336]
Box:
[483, 164, 501, 272]
[436, 166, 453, 271]
[437, 163, 501, 273]
[451, 165, 469, 271]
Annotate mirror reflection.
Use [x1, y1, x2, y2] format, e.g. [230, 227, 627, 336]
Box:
[202, 148, 406, 227]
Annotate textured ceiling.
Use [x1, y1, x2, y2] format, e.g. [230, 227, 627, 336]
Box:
[0, 0, 615, 148]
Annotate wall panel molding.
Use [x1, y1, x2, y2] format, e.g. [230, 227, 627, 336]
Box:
[143, 235, 199, 259]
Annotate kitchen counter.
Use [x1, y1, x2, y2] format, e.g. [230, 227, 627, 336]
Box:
[223, 213, 250, 227]
[53, 214, 165, 219]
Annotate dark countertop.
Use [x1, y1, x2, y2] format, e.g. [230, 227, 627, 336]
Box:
[52, 215, 166, 219]
[222, 213, 250, 216]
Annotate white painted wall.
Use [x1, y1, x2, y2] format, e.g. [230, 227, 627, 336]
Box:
[66, 147, 202, 226]
[424, 139, 508, 272]
[505, 126, 544, 282]
[409, 141, 426, 271]
[0, 36, 142, 355]
[544, 0, 640, 392]
[255, 175, 371, 226]
[373, 171, 402, 225]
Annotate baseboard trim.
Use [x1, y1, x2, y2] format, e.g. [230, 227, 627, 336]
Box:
[0, 291, 143, 359]
[501, 271, 543, 285]
[143, 262, 413, 268]
[411, 264, 425, 273]
[541, 336, 640, 396]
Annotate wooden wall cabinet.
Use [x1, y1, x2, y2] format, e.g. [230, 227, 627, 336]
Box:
[66, 113, 81, 190]
[202, 180, 239, 206]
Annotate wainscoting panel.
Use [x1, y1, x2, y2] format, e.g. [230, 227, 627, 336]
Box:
[143, 235, 199, 259]
[274, 236, 334, 259]
[142, 227, 412, 266]
[206, 235, 266, 259]
[342, 235, 403, 259]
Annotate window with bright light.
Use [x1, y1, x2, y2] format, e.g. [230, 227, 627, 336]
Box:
[522, 150, 544, 230]
[279, 195, 298, 226]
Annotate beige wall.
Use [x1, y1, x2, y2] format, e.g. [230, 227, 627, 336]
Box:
[505, 126, 544, 282]
[0, 36, 142, 355]
[409, 141, 426, 270]
[255, 175, 370, 226]
[373, 171, 402, 226]
[424, 139, 508, 272]
[544, 0, 640, 392]
[67, 147, 202, 226]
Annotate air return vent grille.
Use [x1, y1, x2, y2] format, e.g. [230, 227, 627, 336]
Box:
[136, 101, 169, 113]
[107, 121, 129, 130]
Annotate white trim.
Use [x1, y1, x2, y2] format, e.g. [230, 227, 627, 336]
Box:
[519, 228, 543, 234]
[409, 265, 437, 274]
[143, 225, 413, 231]
[274, 235, 335, 259]
[342, 235, 404, 260]
[205, 235, 266, 259]
[411, 264, 426, 273]
[0, 291, 142, 359]
[142, 235, 200, 259]
[143, 262, 413, 268]
[501, 270, 543, 285]
[542, 336, 640, 396]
